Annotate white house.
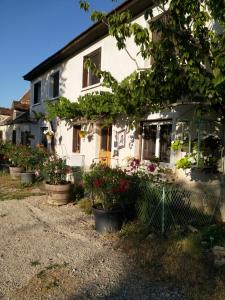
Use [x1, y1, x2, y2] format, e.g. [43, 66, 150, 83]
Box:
[23, 0, 224, 186]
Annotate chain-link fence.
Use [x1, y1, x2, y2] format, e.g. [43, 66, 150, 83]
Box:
[136, 181, 221, 234]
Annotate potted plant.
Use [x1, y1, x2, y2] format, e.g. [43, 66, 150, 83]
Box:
[4, 143, 26, 179]
[20, 146, 49, 184]
[83, 164, 131, 234]
[42, 154, 73, 205]
[79, 130, 88, 138]
[0, 142, 11, 172]
[43, 129, 54, 143]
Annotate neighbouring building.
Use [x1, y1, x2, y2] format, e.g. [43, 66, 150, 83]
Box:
[0, 90, 32, 145]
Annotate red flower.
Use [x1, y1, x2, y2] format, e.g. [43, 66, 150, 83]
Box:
[119, 178, 129, 192]
[93, 179, 103, 188]
[78, 181, 84, 188]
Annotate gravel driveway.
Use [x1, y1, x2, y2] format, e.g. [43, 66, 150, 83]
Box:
[0, 194, 186, 299]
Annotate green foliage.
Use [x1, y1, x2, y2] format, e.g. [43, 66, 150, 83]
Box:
[47, 1, 225, 125]
[171, 139, 184, 151]
[41, 154, 68, 185]
[83, 164, 131, 211]
[201, 224, 225, 248]
[176, 155, 192, 169]
[77, 197, 92, 214]
[45, 97, 82, 122]
[79, 0, 89, 12]
[0, 142, 50, 171]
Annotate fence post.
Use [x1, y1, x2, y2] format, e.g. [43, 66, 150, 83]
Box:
[162, 187, 165, 234]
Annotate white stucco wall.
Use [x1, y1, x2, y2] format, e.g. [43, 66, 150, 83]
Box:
[29, 13, 150, 167]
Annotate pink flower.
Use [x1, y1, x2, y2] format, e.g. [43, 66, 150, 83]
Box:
[147, 164, 156, 173]
[130, 158, 140, 168]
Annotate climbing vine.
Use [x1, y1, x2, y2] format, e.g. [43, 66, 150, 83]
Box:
[47, 0, 225, 125]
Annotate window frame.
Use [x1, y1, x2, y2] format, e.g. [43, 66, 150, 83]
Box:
[82, 48, 101, 88]
[33, 81, 42, 105]
[142, 121, 172, 163]
[49, 70, 60, 99]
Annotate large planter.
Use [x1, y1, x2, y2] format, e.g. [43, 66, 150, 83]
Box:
[0, 163, 9, 173]
[9, 166, 24, 179]
[21, 172, 35, 184]
[92, 206, 124, 234]
[220, 203, 225, 223]
[45, 182, 73, 206]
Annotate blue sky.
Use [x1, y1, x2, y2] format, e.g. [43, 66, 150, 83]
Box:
[0, 0, 124, 107]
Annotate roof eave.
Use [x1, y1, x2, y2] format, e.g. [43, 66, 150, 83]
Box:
[23, 0, 154, 81]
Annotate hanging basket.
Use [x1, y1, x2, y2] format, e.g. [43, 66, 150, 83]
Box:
[79, 130, 88, 138]
[46, 134, 53, 143]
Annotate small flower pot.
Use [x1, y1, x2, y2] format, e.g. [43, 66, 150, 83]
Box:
[45, 182, 73, 206]
[9, 166, 24, 180]
[92, 206, 124, 234]
[21, 172, 35, 184]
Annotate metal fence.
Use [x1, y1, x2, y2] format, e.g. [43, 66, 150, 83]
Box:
[136, 182, 221, 234]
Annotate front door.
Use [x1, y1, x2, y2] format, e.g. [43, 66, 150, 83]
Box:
[99, 126, 112, 166]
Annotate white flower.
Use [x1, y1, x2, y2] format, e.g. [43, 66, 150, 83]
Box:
[188, 157, 196, 164]
[44, 129, 54, 136]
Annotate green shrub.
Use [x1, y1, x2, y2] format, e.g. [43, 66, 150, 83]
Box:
[77, 198, 92, 214]
[200, 224, 225, 248]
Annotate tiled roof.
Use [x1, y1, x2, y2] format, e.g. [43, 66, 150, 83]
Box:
[12, 101, 29, 112]
[19, 90, 30, 105]
[23, 0, 154, 81]
[0, 107, 12, 116]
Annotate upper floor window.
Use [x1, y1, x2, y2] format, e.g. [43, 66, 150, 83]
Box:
[33, 81, 41, 104]
[150, 12, 169, 65]
[50, 71, 59, 98]
[83, 48, 101, 88]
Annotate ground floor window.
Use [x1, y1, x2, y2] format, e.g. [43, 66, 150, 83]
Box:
[40, 127, 48, 148]
[12, 130, 16, 144]
[0, 131, 3, 142]
[21, 131, 30, 145]
[142, 122, 172, 163]
[72, 125, 81, 153]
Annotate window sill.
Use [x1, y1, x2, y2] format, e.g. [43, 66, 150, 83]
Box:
[81, 83, 101, 92]
[32, 102, 41, 107]
[44, 97, 59, 102]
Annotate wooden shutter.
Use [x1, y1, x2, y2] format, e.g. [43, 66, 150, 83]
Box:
[0, 131, 3, 142]
[150, 12, 169, 65]
[73, 126, 81, 153]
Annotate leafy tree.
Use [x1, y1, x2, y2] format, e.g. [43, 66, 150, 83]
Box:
[47, 0, 225, 126]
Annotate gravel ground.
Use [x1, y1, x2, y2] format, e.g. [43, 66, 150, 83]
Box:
[0, 194, 186, 299]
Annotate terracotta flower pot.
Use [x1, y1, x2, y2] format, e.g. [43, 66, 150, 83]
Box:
[9, 166, 24, 180]
[45, 182, 73, 206]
